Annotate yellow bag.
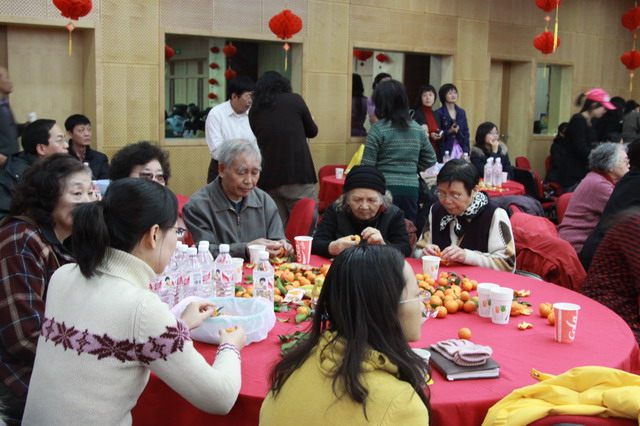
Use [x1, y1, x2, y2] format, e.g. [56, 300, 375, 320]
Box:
[346, 144, 364, 171]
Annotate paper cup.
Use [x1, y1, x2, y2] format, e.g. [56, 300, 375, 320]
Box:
[294, 236, 313, 264]
[490, 287, 514, 325]
[232, 258, 244, 284]
[27, 112, 37, 122]
[553, 303, 580, 343]
[335, 168, 344, 179]
[248, 244, 266, 264]
[502, 172, 508, 183]
[421, 256, 440, 281]
[477, 283, 500, 318]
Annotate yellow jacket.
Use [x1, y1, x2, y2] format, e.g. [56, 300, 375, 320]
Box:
[259, 331, 429, 425]
[482, 366, 640, 425]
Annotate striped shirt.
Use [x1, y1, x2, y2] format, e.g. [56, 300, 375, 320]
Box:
[0, 218, 74, 397]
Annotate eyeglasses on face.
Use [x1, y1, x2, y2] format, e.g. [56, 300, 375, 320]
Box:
[399, 291, 438, 320]
[435, 190, 463, 200]
[173, 227, 186, 237]
[138, 172, 166, 184]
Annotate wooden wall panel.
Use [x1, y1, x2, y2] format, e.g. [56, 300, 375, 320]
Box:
[388, 10, 427, 50]
[310, 143, 347, 172]
[161, 0, 212, 31]
[0, 0, 48, 19]
[304, 72, 348, 144]
[422, 14, 458, 53]
[424, 0, 459, 16]
[102, 0, 158, 64]
[457, 19, 489, 81]
[349, 5, 389, 45]
[306, 1, 348, 73]
[457, 0, 489, 21]
[489, 0, 537, 27]
[213, 1, 264, 39]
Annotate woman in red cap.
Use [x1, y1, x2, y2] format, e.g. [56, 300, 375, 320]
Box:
[557, 88, 616, 192]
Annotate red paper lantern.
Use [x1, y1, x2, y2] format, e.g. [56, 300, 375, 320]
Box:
[533, 31, 560, 55]
[223, 43, 237, 58]
[224, 69, 237, 80]
[621, 50, 640, 70]
[622, 7, 640, 32]
[535, 0, 561, 13]
[269, 9, 302, 40]
[209, 63, 219, 70]
[164, 45, 175, 61]
[208, 78, 218, 85]
[210, 46, 220, 54]
[353, 50, 373, 62]
[208, 93, 218, 100]
[376, 53, 389, 63]
[52, 0, 92, 20]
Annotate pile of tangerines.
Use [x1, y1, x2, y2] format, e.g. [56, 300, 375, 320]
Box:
[417, 271, 479, 319]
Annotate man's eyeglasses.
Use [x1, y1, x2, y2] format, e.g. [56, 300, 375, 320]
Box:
[435, 191, 463, 200]
[138, 172, 166, 184]
[173, 227, 186, 238]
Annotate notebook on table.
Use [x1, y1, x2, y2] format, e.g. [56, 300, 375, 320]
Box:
[426, 348, 500, 381]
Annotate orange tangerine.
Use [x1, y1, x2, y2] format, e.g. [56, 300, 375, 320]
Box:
[282, 270, 295, 282]
[242, 293, 251, 298]
[463, 300, 477, 313]
[418, 280, 429, 290]
[246, 285, 254, 294]
[471, 280, 478, 290]
[460, 291, 470, 302]
[458, 327, 472, 340]
[294, 272, 303, 278]
[429, 296, 443, 307]
[235, 291, 245, 297]
[437, 277, 448, 286]
[415, 273, 425, 281]
[443, 295, 454, 303]
[302, 299, 312, 307]
[434, 290, 445, 298]
[443, 289, 454, 296]
[435, 306, 448, 318]
[547, 311, 555, 325]
[462, 280, 473, 292]
[291, 281, 300, 288]
[274, 294, 283, 302]
[539, 302, 553, 318]
[439, 272, 448, 278]
[285, 285, 294, 291]
[456, 299, 464, 309]
[296, 306, 309, 315]
[274, 287, 282, 296]
[444, 300, 459, 314]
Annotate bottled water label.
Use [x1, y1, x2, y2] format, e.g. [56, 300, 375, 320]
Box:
[215, 264, 235, 297]
[253, 270, 274, 302]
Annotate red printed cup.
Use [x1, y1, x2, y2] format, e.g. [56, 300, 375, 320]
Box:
[553, 302, 580, 343]
[294, 236, 313, 264]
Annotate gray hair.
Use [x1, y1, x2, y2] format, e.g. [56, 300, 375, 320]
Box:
[335, 189, 394, 214]
[218, 138, 262, 168]
[589, 142, 626, 172]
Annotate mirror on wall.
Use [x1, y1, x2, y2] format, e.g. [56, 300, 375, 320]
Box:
[350, 48, 451, 137]
[164, 34, 301, 139]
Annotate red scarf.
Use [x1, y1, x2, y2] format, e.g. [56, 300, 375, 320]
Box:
[422, 105, 439, 154]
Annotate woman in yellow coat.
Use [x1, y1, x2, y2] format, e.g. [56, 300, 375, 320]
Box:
[260, 245, 431, 425]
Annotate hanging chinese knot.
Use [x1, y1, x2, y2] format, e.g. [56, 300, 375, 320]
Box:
[533, 0, 561, 73]
[52, 0, 93, 56]
[269, 8, 302, 71]
[353, 50, 373, 66]
[621, 4, 640, 91]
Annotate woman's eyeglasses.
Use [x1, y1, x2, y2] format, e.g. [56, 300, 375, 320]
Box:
[399, 291, 438, 320]
[435, 191, 463, 200]
[138, 172, 166, 184]
[173, 227, 186, 238]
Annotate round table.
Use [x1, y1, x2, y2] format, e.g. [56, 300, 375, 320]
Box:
[318, 175, 345, 211]
[132, 256, 640, 426]
[480, 180, 526, 198]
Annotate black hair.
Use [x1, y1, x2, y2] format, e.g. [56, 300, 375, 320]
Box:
[21, 119, 57, 155]
[72, 178, 178, 278]
[628, 137, 640, 170]
[557, 122, 569, 136]
[372, 80, 411, 130]
[11, 153, 88, 227]
[64, 114, 91, 132]
[372, 72, 391, 90]
[438, 83, 458, 106]
[624, 100, 640, 115]
[436, 158, 479, 195]
[251, 71, 292, 113]
[474, 121, 498, 153]
[228, 76, 255, 100]
[109, 141, 172, 185]
[414, 84, 437, 110]
[576, 94, 603, 114]
[352, 73, 365, 98]
[269, 245, 431, 419]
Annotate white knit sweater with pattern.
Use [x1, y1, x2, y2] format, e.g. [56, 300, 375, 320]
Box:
[23, 248, 241, 425]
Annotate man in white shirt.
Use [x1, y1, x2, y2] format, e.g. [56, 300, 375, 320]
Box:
[205, 76, 256, 183]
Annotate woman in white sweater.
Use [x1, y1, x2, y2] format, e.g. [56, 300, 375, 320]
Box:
[23, 178, 246, 425]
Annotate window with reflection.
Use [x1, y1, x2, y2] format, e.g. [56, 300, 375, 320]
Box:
[164, 34, 301, 139]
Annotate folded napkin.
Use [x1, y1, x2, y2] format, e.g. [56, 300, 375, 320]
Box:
[431, 339, 493, 367]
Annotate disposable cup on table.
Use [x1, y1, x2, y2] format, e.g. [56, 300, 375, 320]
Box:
[502, 172, 508, 183]
[421, 256, 440, 281]
[232, 258, 244, 284]
[477, 283, 500, 318]
[294, 236, 313, 264]
[248, 244, 266, 265]
[553, 303, 580, 343]
[335, 168, 345, 179]
[490, 287, 514, 325]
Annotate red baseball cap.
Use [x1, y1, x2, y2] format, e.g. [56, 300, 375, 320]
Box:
[585, 88, 615, 110]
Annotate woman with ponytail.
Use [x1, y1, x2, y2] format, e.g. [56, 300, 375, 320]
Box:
[260, 244, 431, 425]
[24, 178, 245, 424]
[558, 89, 615, 191]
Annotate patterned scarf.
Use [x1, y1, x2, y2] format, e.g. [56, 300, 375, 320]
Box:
[439, 191, 489, 237]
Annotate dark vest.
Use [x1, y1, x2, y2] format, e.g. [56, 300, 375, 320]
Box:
[431, 200, 498, 252]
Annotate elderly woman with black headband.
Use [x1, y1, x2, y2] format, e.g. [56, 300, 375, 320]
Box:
[312, 165, 411, 257]
[414, 159, 516, 272]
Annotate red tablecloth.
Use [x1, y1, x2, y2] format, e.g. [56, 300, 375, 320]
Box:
[481, 180, 525, 198]
[318, 175, 345, 211]
[132, 256, 640, 426]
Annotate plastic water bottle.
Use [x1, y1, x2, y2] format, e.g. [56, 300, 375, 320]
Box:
[176, 244, 189, 301]
[165, 246, 182, 306]
[186, 247, 202, 298]
[462, 152, 470, 162]
[253, 251, 274, 302]
[214, 244, 235, 297]
[442, 150, 451, 163]
[198, 241, 214, 298]
[493, 158, 503, 187]
[484, 157, 494, 187]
